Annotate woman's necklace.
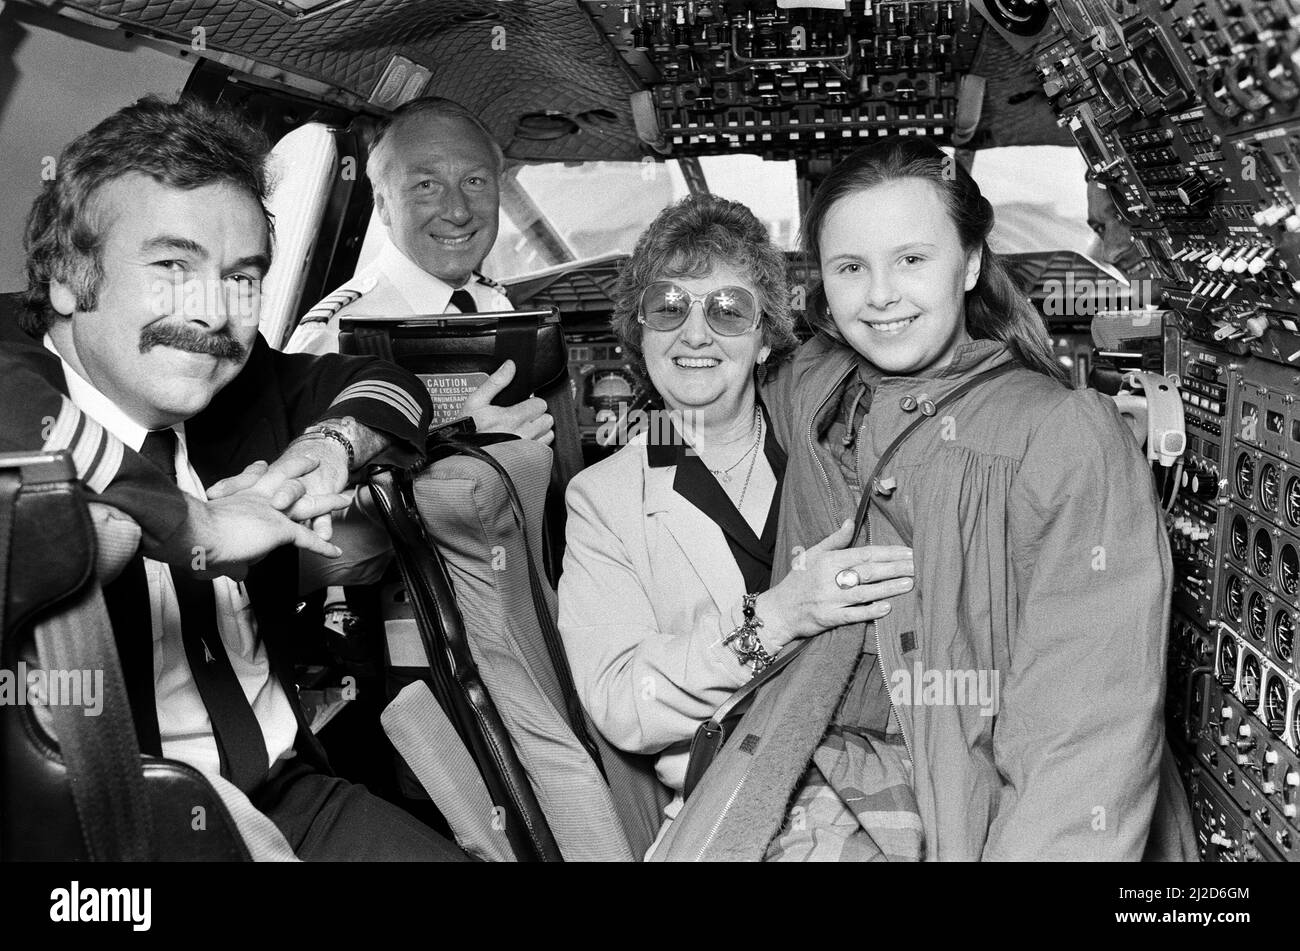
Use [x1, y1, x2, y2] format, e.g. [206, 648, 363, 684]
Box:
[705, 407, 762, 485]
[733, 412, 764, 510]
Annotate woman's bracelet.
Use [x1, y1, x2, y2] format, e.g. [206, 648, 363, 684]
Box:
[723, 592, 778, 673]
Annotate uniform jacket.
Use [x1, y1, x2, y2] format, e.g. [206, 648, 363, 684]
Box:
[652, 334, 1195, 861]
[0, 318, 433, 761]
[558, 410, 783, 794]
[285, 237, 511, 356]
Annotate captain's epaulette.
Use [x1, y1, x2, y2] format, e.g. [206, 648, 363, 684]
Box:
[474, 271, 506, 294]
[297, 274, 377, 325]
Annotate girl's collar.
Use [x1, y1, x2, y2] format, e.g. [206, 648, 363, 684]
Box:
[855, 337, 1010, 388]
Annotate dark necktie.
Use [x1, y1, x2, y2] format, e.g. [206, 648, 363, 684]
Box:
[139, 428, 268, 792]
[449, 288, 477, 313]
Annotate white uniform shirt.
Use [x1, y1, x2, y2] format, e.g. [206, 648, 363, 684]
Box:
[285, 236, 512, 356]
[46, 337, 298, 779]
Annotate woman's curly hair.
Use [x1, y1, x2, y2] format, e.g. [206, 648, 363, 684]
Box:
[610, 193, 798, 387]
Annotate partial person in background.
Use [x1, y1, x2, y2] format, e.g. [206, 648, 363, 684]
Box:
[557, 194, 915, 855]
[1086, 173, 1147, 276]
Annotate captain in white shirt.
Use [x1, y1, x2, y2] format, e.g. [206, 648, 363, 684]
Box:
[286, 97, 552, 593]
[286, 97, 512, 356]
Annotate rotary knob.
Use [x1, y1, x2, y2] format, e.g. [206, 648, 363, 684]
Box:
[1176, 171, 1221, 208]
[1187, 463, 1221, 501]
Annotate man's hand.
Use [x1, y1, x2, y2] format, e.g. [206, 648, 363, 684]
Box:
[207, 444, 350, 539]
[461, 359, 555, 445]
[158, 492, 346, 582]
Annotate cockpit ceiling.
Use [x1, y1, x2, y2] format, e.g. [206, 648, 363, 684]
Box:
[39, 0, 1070, 160]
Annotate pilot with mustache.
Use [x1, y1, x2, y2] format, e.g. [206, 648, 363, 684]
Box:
[286, 97, 551, 443]
[3, 95, 471, 860]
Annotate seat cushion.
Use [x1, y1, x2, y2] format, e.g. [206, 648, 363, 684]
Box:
[411, 439, 635, 861]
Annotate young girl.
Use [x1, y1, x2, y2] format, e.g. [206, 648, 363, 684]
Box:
[650, 137, 1195, 862]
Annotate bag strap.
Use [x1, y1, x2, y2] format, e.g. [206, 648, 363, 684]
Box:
[421, 434, 608, 778]
[711, 362, 1022, 717]
[703, 638, 814, 731]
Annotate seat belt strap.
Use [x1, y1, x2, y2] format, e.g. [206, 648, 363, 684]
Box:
[35, 583, 155, 860]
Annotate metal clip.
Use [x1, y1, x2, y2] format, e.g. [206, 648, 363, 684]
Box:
[873, 476, 898, 497]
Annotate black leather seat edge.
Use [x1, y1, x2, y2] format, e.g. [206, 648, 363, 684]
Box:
[0, 450, 250, 862]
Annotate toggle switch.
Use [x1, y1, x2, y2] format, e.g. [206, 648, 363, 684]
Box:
[1248, 247, 1277, 275]
[1245, 315, 1270, 339]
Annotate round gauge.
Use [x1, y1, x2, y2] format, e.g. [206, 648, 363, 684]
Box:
[1266, 678, 1289, 732]
[1253, 529, 1274, 580]
[1231, 515, 1249, 562]
[1288, 478, 1300, 526]
[1249, 591, 1268, 641]
[1275, 612, 1295, 664]
[1261, 464, 1280, 513]
[1241, 653, 1262, 704]
[1281, 545, 1299, 596]
[1236, 452, 1255, 501]
[1219, 635, 1239, 683]
[589, 370, 635, 402]
[1225, 573, 1244, 622]
[982, 0, 1050, 37]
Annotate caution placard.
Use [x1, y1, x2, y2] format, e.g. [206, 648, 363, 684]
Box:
[419, 372, 489, 428]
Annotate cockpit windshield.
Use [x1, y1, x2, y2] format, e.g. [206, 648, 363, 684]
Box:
[484, 145, 1097, 282]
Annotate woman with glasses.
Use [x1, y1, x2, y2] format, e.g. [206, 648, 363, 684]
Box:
[557, 194, 916, 853]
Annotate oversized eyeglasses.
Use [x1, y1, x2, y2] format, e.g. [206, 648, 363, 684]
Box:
[636, 281, 761, 336]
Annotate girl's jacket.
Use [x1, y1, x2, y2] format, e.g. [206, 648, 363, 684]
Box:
[651, 335, 1197, 861]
